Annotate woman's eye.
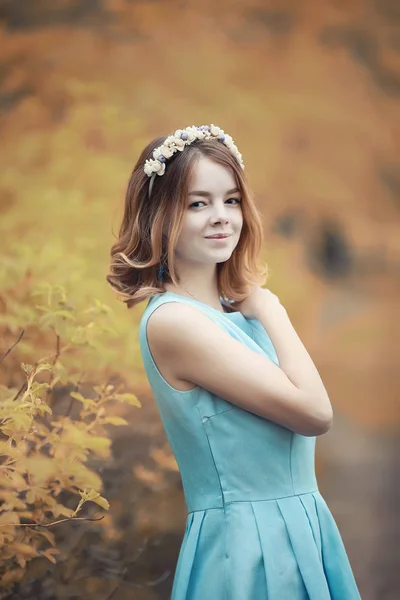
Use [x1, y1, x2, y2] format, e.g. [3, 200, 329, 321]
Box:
[189, 198, 241, 208]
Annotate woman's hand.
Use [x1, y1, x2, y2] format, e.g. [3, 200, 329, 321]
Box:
[232, 285, 287, 320]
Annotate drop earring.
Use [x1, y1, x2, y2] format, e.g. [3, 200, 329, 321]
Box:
[157, 260, 166, 281]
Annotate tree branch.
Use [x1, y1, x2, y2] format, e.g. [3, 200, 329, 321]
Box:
[0, 515, 105, 528]
[0, 330, 25, 364]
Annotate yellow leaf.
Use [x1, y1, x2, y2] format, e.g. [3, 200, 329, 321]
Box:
[70, 391, 86, 403]
[114, 393, 141, 408]
[78, 489, 110, 511]
[61, 425, 111, 458]
[7, 470, 28, 491]
[67, 463, 102, 490]
[21, 363, 33, 375]
[90, 494, 110, 511]
[52, 503, 74, 518]
[37, 403, 52, 415]
[70, 392, 96, 408]
[6, 412, 32, 432]
[86, 436, 111, 458]
[16, 555, 26, 569]
[30, 382, 50, 395]
[13, 543, 38, 558]
[34, 363, 53, 374]
[79, 488, 97, 501]
[42, 547, 60, 564]
[25, 456, 58, 485]
[0, 440, 19, 459]
[103, 416, 129, 426]
[0, 511, 20, 525]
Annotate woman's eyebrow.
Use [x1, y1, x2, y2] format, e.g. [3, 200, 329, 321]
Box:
[188, 187, 240, 197]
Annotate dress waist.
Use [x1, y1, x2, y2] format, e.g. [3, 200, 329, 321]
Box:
[186, 486, 320, 514]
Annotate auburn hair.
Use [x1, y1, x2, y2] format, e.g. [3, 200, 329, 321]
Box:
[106, 133, 269, 309]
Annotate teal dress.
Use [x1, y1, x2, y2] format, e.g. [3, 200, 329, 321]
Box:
[139, 291, 362, 600]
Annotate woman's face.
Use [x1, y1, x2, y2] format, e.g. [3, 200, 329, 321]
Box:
[174, 156, 244, 269]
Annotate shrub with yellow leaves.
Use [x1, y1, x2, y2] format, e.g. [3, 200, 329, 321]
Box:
[0, 262, 141, 596]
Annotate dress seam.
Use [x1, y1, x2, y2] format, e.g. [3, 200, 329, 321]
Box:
[225, 490, 319, 503]
[289, 431, 295, 495]
[194, 401, 229, 599]
[299, 495, 321, 561]
[194, 401, 226, 508]
[249, 502, 268, 592]
[186, 489, 320, 513]
[223, 505, 229, 600]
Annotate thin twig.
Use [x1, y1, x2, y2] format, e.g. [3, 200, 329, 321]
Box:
[0, 515, 105, 528]
[45, 331, 61, 410]
[12, 381, 27, 402]
[0, 330, 25, 364]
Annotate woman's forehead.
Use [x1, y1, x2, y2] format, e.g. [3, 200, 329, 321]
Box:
[189, 157, 237, 191]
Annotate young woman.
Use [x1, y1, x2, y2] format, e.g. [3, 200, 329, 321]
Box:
[107, 125, 362, 599]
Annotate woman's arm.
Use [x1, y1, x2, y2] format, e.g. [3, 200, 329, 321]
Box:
[256, 305, 334, 429]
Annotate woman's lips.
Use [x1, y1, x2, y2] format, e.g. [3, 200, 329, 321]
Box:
[205, 235, 231, 243]
[205, 234, 231, 239]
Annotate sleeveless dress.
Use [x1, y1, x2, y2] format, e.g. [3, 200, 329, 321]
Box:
[138, 291, 362, 600]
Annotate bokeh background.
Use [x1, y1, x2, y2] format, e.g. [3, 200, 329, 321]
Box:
[1, 1, 399, 599]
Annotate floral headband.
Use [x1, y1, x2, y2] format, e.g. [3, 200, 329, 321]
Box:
[144, 124, 244, 197]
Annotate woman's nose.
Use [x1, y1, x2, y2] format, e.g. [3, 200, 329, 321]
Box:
[211, 203, 229, 221]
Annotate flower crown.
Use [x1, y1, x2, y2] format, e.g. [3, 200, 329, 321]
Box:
[144, 125, 244, 192]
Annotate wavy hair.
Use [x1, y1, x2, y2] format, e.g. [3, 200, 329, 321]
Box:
[106, 132, 269, 309]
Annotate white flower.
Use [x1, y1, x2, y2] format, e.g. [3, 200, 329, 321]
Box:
[185, 125, 197, 134]
[185, 129, 197, 142]
[210, 124, 221, 136]
[156, 163, 166, 175]
[144, 161, 154, 177]
[174, 138, 186, 150]
[223, 134, 233, 146]
[193, 128, 203, 139]
[152, 161, 165, 174]
[153, 145, 174, 160]
[163, 145, 174, 158]
[144, 159, 165, 176]
[165, 136, 179, 150]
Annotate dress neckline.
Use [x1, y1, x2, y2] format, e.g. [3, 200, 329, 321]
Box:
[158, 290, 239, 316]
